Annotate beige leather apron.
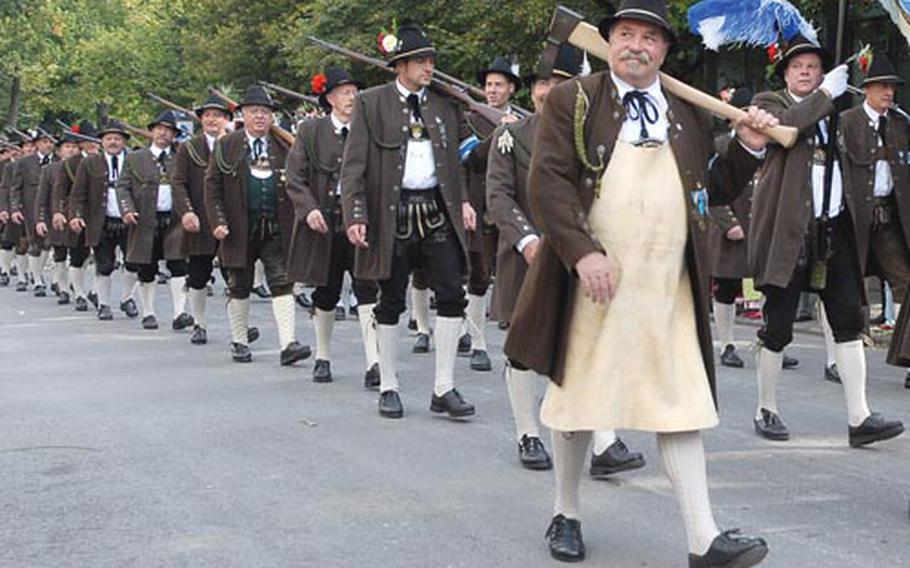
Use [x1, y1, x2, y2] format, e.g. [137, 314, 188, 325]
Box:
[541, 141, 718, 433]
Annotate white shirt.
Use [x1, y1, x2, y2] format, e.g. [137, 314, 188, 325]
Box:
[863, 101, 894, 198]
[611, 72, 669, 144]
[105, 151, 125, 218]
[245, 130, 269, 161]
[149, 144, 173, 212]
[396, 79, 437, 190]
[330, 113, 350, 195]
[790, 91, 843, 219]
[205, 134, 217, 153]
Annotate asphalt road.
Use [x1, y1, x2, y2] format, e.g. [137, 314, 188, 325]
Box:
[1, 276, 908, 568]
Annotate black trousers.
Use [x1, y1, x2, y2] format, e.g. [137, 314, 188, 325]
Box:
[52, 245, 68, 263]
[714, 277, 742, 305]
[467, 227, 497, 296]
[94, 218, 137, 277]
[312, 231, 378, 312]
[759, 216, 864, 352]
[226, 219, 292, 299]
[187, 254, 215, 290]
[69, 232, 90, 269]
[374, 219, 466, 325]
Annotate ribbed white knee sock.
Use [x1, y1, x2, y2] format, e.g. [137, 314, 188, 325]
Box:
[505, 365, 541, 440]
[552, 430, 592, 520]
[834, 340, 871, 427]
[714, 301, 736, 347]
[189, 288, 207, 328]
[377, 323, 400, 393]
[433, 316, 461, 396]
[465, 293, 487, 351]
[139, 282, 156, 317]
[271, 294, 296, 350]
[411, 286, 431, 334]
[314, 308, 335, 361]
[756, 347, 782, 419]
[227, 298, 249, 345]
[358, 304, 379, 368]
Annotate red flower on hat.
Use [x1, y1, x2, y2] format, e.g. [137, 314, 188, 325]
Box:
[311, 73, 327, 95]
[766, 43, 780, 64]
[857, 45, 874, 75]
[71, 123, 81, 134]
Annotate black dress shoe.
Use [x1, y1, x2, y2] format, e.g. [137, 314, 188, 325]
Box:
[753, 408, 789, 441]
[430, 389, 475, 418]
[0, 272, 8, 286]
[518, 434, 552, 470]
[313, 359, 332, 383]
[97, 304, 113, 321]
[190, 325, 207, 345]
[334, 305, 346, 320]
[782, 354, 798, 369]
[57, 291, 70, 305]
[74, 296, 88, 312]
[407, 318, 418, 331]
[252, 284, 270, 299]
[457, 333, 472, 356]
[824, 364, 841, 384]
[120, 299, 139, 318]
[247, 327, 260, 343]
[34, 284, 47, 297]
[141, 315, 159, 330]
[849, 413, 905, 448]
[294, 292, 311, 309]
[280, 341, 311, 366]
[590, 438, 646, 477]
[905, 371, 910, 390]
[15, 281, 27, 292]
[231, 342, 252, 363]
[87, 291, 99, 308]
[51, 282, 59, 295]
[720, 344, 744, 368]
[379, 390, 403, 418]
[363, 362, 381, 390]
[470, 349, 492, 371]
[689, 529, 768, 568]
[172, 312, 195, 331]
[413, 332, 430, 353]
[545, 514, 585, 562]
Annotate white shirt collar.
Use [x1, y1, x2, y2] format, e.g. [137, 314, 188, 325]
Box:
[863, 100, 888, 124]
[611, 72, 664, 105]
[245, 130, 268, 148]
[330, 113, 350, 134]
[149, 144, 169, 158]
[787, 90, 805, 103]
[205, 133, 218, 149]
[395, 79, 426, 101]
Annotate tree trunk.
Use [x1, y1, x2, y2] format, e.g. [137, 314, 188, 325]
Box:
[96, 102, 109, 127]
[6, 75, 20, 129]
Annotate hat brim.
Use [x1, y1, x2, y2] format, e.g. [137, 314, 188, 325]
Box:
[598, 10, 677, 45]
[237, 101, 278, 111]
[194, 104, 233, 119]
[387, 47, 437, 67]
[477, 69, 522, 90]
[775, 44, 828, 78]
[863, 75, 905, 86]
[147, 121, 180, 132]
[319, 80, 365, 109]
[97, 128, 131, 140]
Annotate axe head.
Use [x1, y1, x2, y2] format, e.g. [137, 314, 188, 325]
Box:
[539, 6, 585, 78]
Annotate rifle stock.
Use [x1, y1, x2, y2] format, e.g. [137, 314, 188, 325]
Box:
[208, 87, 296, 147]
[115, 120, 153, 140]
[258, 81, 321, 106]
[53, 119, 102, 145]
[147, 93, 200, 123]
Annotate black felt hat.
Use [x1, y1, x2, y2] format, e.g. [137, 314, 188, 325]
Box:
[478, 56, 521, 90]
[775, 34, 828, 78]
[147, 110, 180, 132]
[729, 86, 755, 109]
[238, 85, 278, 110]
[524, 44, 585, 88]
[76, 120, 98, 139]
[599, 0, 676, 44]
[97, 120, 131, 140]
[315, 66, 364, 109]
[863, 53, 904, 86]
[386, 24, 436, 67]
[194, 95, 232, 119]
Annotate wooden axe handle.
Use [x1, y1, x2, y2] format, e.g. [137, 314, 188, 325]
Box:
[567, 23, 798, 148]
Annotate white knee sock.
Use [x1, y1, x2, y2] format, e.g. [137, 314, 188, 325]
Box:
[714, 301, 735, 347]
[552, 430, 592, 520]
[412, 287, 431, 334]
[15, 254, 28, 282]
[756, 347, 782, 419]
[271, 294, 296, 350]
[505, 365, 541, 440]
[227, 297, 249, 345]
[96, 275, 112, 307]
[658, 431, 720, 555]
[834, 340, 872, 427]
[592, 430, 618, 455]
[253, 260, 265, 288]
[358, 304, 379, 368]
[139, 282, 156, 317]
[0, 249, 12, 273]
[433, 316, 462, 396]
[168, 276, 188, 319]
[189, 288, 207, 328]
[28, 255, 44, 286]
[38, 249, 49, 271]
[377, 323, 400, 393]
[70, 266, 86, 299]
[314, 308, 335, 361]
[54, 261, 67, 291]
[818, 302, 836, 367]
[465, 293, 487, 351]
[122, 271, 138, 302]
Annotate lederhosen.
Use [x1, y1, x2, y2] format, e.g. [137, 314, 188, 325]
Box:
[94, 154, 136, 277]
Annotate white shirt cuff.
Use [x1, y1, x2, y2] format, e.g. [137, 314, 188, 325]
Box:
[516, 234, 539, 253]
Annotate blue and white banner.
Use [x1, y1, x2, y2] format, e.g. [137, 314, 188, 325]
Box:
[878, 1, 910, 46]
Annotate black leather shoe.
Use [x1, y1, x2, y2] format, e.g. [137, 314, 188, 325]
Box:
[905, 371, 910, 390]
[457, 333, 472, 356]
[590, 438, 646, 477]
[15, 281, 27, 292]
[518, 434, 552, 470]
[363, 362, 381, 390]
[470, 349, 492, 371]
[247, 327, 260, 343]
[407, 318, 418, 331]
[280, 341, 311, 366]
[430, 388, 475, 418]
[545, 514, 585, 562]
[782, 354, 798, 369]
[120, 299, 139, 318]
[849, 413, 905, 448]
[720, 344, 744, 368]
[34, 284, 47, 297]
[313, 359, 332, 383]
[252, 284, 270, 299]
[57, 291, 70, 305]
[334, 305, 346, 320]
[172, 312, 194, 331]
[753, 408, 789, 441]
[97, 304, 113, 321]
[379, 390, 403, 418]
[294, 292, 311, 309]
[0, 272, 8, 286]
[87, 291, 99, 308]
[75, 296, 88, 312]
[51, 282, 59, 295]
[689, 529, 768, 568]
[823, 364, 841, 384]
[141, 315, 159, 330]
[413, 332, 430, 353]
[231, 342, 252, 363]
[190, 325, 207, 345]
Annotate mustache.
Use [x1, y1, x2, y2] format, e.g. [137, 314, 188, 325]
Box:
[619, 50, 651, 65]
